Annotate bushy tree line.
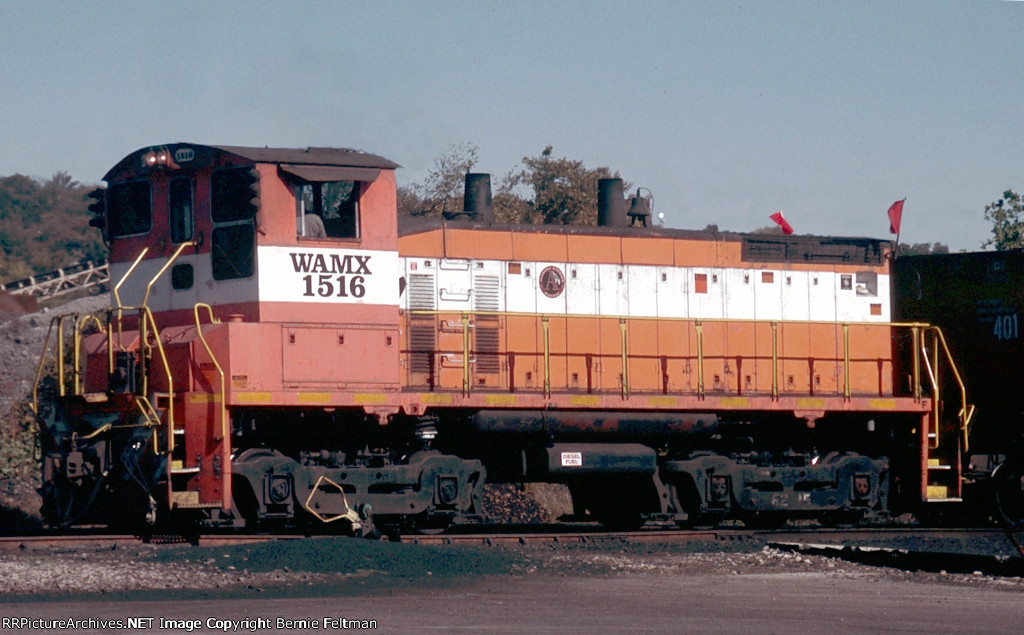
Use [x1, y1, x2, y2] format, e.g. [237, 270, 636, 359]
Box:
[983, 190, 1024, 251]
[0, 173, 106, 282]
[398, 144, 627, 226]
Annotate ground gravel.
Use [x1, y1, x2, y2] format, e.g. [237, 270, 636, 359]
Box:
[2, 537, 1023, 603]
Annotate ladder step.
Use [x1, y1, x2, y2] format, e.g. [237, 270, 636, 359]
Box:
[169, 491, 220, 509]
[926, 485, 964, 502]
[926, 485, 949, 499]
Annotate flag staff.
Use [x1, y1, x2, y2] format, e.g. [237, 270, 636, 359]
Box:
[888, 198, 906, 257]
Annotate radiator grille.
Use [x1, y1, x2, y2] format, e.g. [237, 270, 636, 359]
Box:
[475, 326, 501, 374]
[474, 275, 501, 312]
[408, 323, 437, 374]
[408, 273, 436, 310]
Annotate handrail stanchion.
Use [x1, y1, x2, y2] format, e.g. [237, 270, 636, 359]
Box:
[542, 316, 551, 398]
[620, 317, 629, 399]
[695, 320, 705, 399]
[911, 326, 921, 401]
[462, 312, 471, 397]
[194, 304, 227, 442]
[771, 321, 779, 400]
[842, 323, 851, 400]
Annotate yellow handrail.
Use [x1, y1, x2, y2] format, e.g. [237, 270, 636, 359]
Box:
[695, 320, 705, 398]
[74, 314, 105, 395]
[462, 312, 471, 396]
[113, 247, 149, 311]
[141, 241, 198, 309]
[927, 326, 975, 452]
[770, 321, 779, 400]
[193, 303, 228, 442]
[842, 323, 851, 400]
[619, 317, 629, 399]
[31, 317, 61, 415]
[405, 308, 974, 483]
[542, 316, 551, 398]
[406, 309, 961, 406]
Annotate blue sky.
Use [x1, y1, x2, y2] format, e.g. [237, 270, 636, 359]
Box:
[2, 1, 1021, 251]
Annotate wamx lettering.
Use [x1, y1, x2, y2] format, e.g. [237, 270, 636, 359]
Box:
[258, 246, 398, 306]
[289, 253, 372, 275]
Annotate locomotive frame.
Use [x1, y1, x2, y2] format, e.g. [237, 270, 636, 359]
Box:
[31, 143, 979, 534]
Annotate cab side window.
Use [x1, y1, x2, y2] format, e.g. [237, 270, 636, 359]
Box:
[107, 180, 152, 239]
[210, 167, 258, 280]
[296, 181, 359, 239]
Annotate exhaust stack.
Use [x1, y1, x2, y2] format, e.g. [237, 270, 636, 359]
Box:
[463, 173, 494, 224]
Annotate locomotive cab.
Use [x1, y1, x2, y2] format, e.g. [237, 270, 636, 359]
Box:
[39, 144, 485, 532]
[99, 144, 401, 328]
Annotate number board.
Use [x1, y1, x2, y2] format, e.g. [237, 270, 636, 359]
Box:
[258, 246, 399, 305]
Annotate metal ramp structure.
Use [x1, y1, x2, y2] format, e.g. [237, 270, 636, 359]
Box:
[1, 260, 109, 301]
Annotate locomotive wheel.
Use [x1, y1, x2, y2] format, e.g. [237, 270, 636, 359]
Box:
[994, 460, 1024, 529]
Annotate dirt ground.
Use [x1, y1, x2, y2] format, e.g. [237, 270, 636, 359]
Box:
[1, 534, 1022, 602]
[1, 536, 1023, 633]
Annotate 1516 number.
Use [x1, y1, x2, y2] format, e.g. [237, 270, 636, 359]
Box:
[302, 274, 366, 298]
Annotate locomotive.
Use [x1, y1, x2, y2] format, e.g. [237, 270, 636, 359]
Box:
[33, 143, 977, 533]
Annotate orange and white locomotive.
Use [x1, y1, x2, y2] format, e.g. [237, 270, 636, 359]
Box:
[35, 143, 971, 532]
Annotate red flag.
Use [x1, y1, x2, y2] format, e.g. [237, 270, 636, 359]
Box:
[769, 210, 794, 235]
[888, 199, 905, 235]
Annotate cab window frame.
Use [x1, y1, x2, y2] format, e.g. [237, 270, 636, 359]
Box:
[296, 180, 361, 240]
[209, 167, 257, 281]
[168, 176, 194, 244]
[106, 179, 153, 239]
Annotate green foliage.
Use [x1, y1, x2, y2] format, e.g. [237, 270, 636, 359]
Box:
[983, 190, 1024, 251]
[498, 146, 622, 225]
[2, 348, 67, 480]
[1, 387, 44, 480]
[0, 417, 37, 480]
[399, 144, 625, 226]
[397, 142, 479, 218]
[896, 242, 950, 256]
[0, 172, 106, 282]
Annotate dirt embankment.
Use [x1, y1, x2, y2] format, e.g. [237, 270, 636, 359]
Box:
[0, 294, 110, 416]
[1, 293, 109, 528]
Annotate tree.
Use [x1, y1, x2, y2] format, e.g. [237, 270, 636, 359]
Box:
[399, 144, 627, 226]
[397, 142, 479, 218]
[0, 172, 105, 282]
[896, 242, 950, 256]
[497, 146, 622, 225]
[983, 190, 1024, 250]
[749, 225, 784, 235]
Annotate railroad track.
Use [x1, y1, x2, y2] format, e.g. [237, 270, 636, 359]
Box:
[0, 524, 1016, 550]
[3, 526, 1023, 578]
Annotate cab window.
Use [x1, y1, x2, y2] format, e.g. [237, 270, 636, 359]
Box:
[169, 177, 193, 243]
[210, 168, 257, 280]
[107, 180, 151, 238]
[296, 181, 359, 239]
